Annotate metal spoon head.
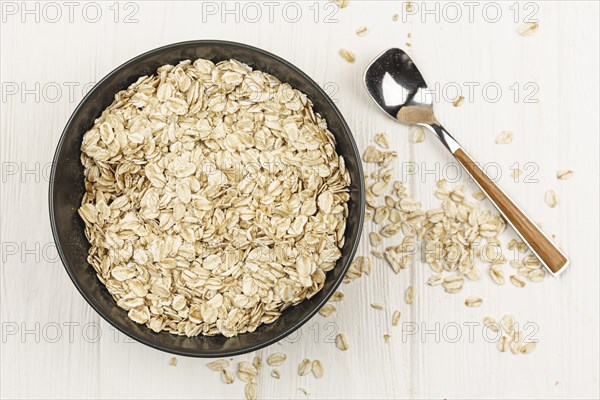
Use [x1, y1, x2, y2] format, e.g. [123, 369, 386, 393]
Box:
[364, 48, 436, 125]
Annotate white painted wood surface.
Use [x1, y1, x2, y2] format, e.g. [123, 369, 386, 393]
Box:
[1, 1, 598, 399]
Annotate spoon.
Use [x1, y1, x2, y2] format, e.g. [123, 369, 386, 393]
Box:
[364, 48, 569, 276]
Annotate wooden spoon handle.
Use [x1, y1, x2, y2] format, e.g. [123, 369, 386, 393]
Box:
[453, 147, 569, 275]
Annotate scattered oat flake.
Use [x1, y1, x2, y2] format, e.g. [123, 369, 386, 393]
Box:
[271, 369, 280, 379]
[336, 333, 349, 351]
[369, 232, 382, 247]
[529, 269, 545, 282]
[298, 359, 312, 376]
[392, 13, 399, 21]
[207, 359, 229, 371]
[371, 303, 385, 310]
[392, 310, 401, 326]
[497, 336, 507, 352]
[518, 22, 539, 36]
[363, 145, 383, 162]
[405, 286, 415, 304]
[356, 26, 368, 37]
[238, 361, 258, 382]
[330, 291, 344, 302]
[319, 303, 337, 317]
[472, 190, 486, 201]
[245, 382, 258, 400]
[510, 274, 526, 288]
[267, 353, 287, 366]
[501, 315, 515, 336]
[169, 357, 177, 366]
[489, 265, 505, 285]
[427, 274, 443, 286]
[405, 1, 414, 12]
[383, 333, 391, 342]
[465, 297, 483, 307]
[443, 275, 464, 294]
[298, 388, 310, 397]
[556, 169, 574, 180]
[452, 96, 465, 107]
[521, 341, 537, 354]
[374, 132, 389, 149]
[253, 356, 262, 370]
[312, 360, 324, 378]
[412, 127, 425, 143]
[221, 369, 234, 384]
[495, 131, 513, 144]
[339, 49, 356, 63]
[545, 190, 558, 208]
[371, 249, 384, 259]
[483, 316, 500, 332]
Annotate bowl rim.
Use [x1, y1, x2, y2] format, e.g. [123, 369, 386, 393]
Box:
[49, 39, 365, 357]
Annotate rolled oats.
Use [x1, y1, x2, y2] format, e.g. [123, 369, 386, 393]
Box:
[510, 275, 526, 288]
[374, 132, 389, 149]
[356, 26, 368, 37]
[79, 58, 350, 338]
[392, 310, 401, 326]
[556, 169, 574, 180]
[319, 303, 337, 317]
[427, 274, 443, 286]
[245, 382, 258, 400]
[222, 369, 235, 384]
[518, 22, 539, 36]
[339, 49, 356, 63]
[464, 297, 483, 307]
[312, 360, 324, 378]
[452, 96, 465, 107]
[443, 275, 464, 294]
[330, 291, 344, 302]
[545, 190, 558, 208]
[207, 359, 229, 371]
[238, 361, 258, 382]
[404, 286, 415, 304]
[298, 359, 312, 376]
[495, 131, 513, 144]
[497, 336, 507, 352]
[336, 332, 349, 351]
[483, 316, 499, 332]
[267, 353, 287, 366]
[369, 232, 382, 246]
[489, 265, 505, 285]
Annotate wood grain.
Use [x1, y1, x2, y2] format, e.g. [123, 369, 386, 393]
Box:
[454, 148, 568, 275]
[1, 2, 598, 399]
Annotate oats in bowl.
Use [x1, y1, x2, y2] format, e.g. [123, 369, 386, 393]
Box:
[78, 58, 351, 338]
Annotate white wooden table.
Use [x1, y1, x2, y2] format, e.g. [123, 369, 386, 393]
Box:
[1, 1, 599, 399]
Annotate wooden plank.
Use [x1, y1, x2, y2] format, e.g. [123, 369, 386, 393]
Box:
[1, 2, 597, 399]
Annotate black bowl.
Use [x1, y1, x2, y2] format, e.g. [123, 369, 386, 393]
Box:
[49, 40, 365, 357]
